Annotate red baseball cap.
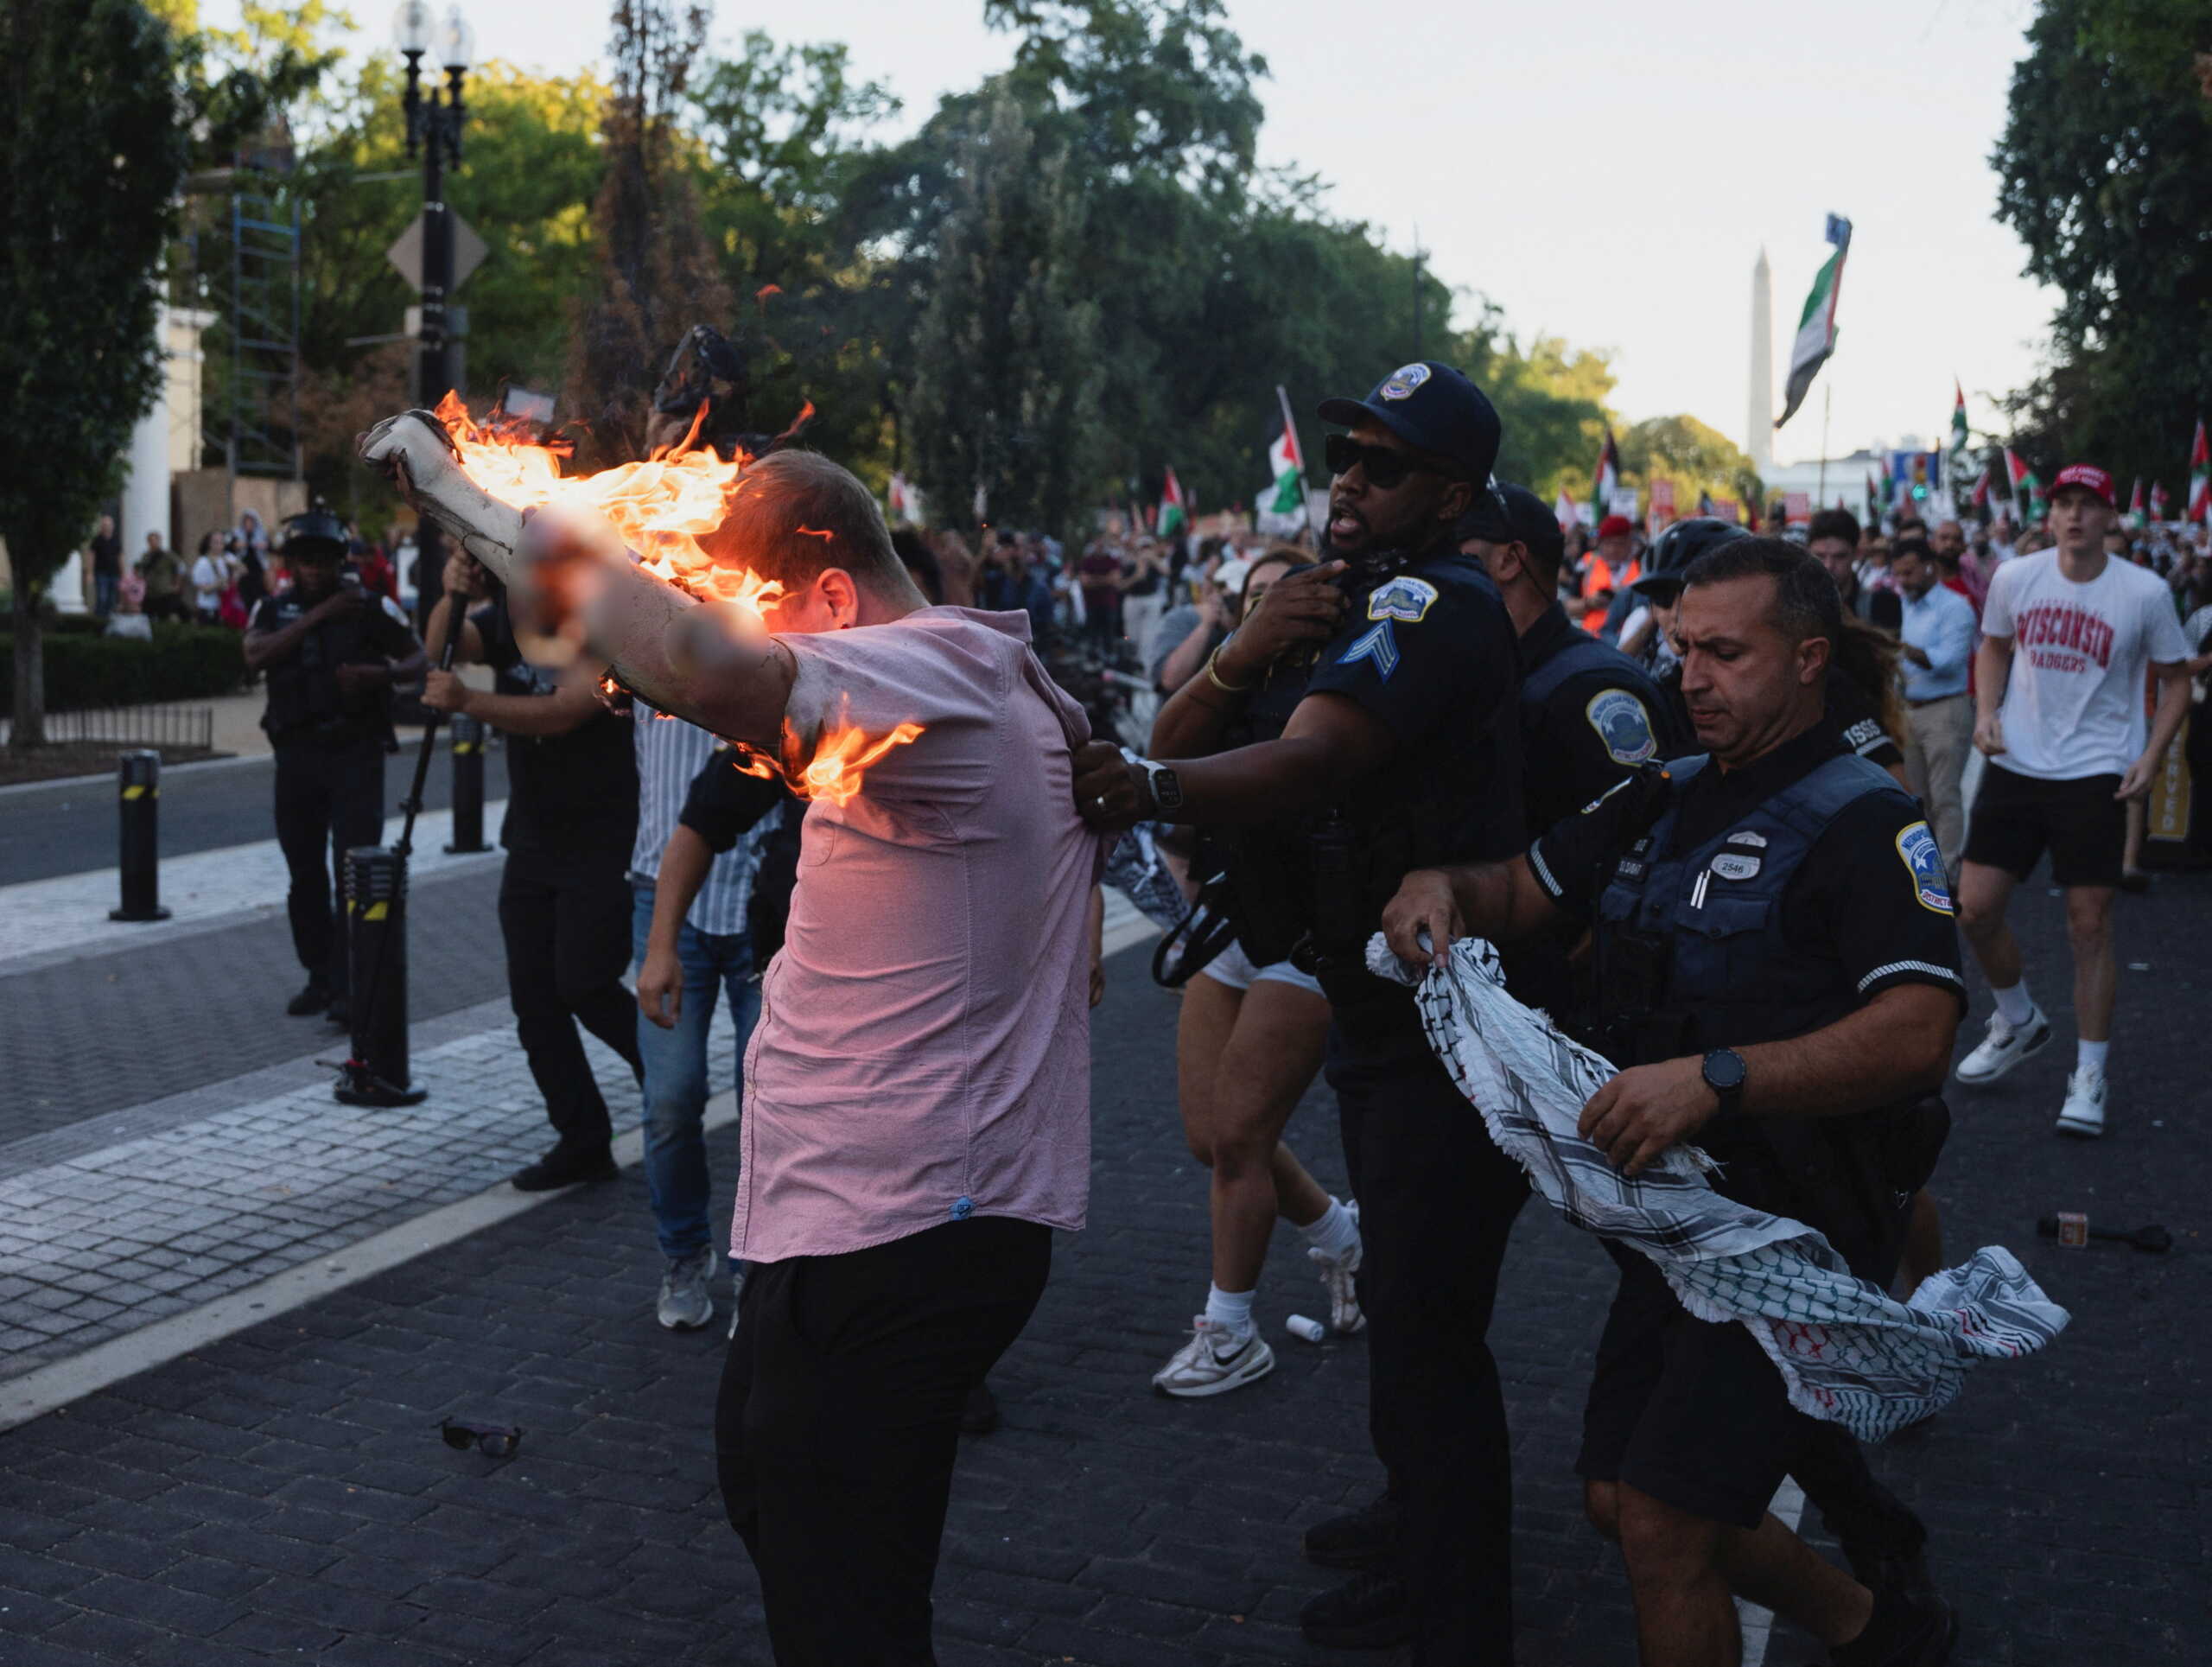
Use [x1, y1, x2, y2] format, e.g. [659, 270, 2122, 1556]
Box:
[1598, 514, 1633, 539]
[2050, 464, 2115, 507]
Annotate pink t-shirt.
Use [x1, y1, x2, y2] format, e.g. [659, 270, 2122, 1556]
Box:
[730, 608, 1104, 1263]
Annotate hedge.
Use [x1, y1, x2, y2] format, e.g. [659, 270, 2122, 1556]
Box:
[0, 622, 248, 716]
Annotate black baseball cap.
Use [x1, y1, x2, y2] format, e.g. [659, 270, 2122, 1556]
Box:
[1318, 361, 1503, 486]
[1456, 482, 1564, 575]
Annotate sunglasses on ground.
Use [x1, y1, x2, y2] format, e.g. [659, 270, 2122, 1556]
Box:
[439, 1417, 523, 1459]
[1324, 433, 1446, 491]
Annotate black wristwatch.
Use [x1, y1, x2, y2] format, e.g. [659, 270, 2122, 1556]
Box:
[1700, 1047, 1748, 1117]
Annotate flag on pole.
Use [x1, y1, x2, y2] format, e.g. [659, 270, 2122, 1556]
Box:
[1865, 471, 1880, 525]
[1554, 488, 1577, 531]
[1948, 381, 1969, 481]
[2152, 481, 2171, 523]
[1592, 429, 1621, 511]
[1972, 464, 1992, 512]
[2126, 478, 2145, 529]
[1158, 467, 1188, 538]
[1261, 386, 1306, 526]
[1777, 217, 1850, 429]
[2189, 417, 2209, 524]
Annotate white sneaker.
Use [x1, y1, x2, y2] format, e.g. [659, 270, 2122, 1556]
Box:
[1151, 1317, 1274, 1398]
[1307, 1239, 1366, 1334]
[2055, 1070, 2107, 1138]
[657, 1247, 715, 1331]
[1955, 1007, 2051, 1085]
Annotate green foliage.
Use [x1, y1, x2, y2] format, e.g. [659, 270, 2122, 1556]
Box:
[1618, 414, 1762, 515]
[907, 96, 1105, 535]
[1992, 0, 2212, 479]
[1, 0, 193, 744]
[0, 623, 247, 716]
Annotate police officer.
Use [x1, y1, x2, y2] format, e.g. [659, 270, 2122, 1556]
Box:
[1077, 361, 1529, 1661]
[244, 509, 423, 1023]
[1381, 538, 1962, 1667]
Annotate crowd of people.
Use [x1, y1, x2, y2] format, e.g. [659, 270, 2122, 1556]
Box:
[82, 506, 417, 639]
[324, 353, 2212, 1667]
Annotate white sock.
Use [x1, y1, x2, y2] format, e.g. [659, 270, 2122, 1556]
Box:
[2077, 1040, 2108, 1078]
[1992, 983, 2036, 1028]
[1204, 1285, 1255, 1335]
[1299, 1196, 1361, 1263]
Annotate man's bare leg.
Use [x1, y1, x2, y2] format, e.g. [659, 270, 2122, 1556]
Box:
[1956, 861, 2022, 991]
[2065, 884, 2119, 1044]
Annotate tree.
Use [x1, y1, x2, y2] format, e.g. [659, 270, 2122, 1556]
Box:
[1993, 0, 2212, 481]
[1618, 414, 1762, 518]
[906, 95, 1104, 537]
[0, 0, 191, 747]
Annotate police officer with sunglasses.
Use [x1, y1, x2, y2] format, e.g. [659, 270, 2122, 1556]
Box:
[1077, 361, 1529, 1661]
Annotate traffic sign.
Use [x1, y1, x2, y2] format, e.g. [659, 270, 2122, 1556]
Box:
[385, 210, 489, 294]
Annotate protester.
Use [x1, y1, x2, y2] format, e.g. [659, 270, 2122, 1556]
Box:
[1149, 563, 1237, 695]
[243, 510, 422, 1024]
[1077, 537, 1123, 646]
[1810, 508, 1903, 632]
[1141, 544, 1364, 1397]
[421, 553, 645, 1190]
[1581, 514, 1637, 633]
[88, 514, 123, 618]
[1380, 538, 1964, 1667]
[137, 529, 188, 623]
[1121, 535, 1172, 659]
[188, 532, 230, 624]
[1954, 465, 2191, 1137]
[1891, 535, 1979, 872]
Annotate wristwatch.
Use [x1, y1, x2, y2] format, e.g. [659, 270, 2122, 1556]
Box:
[1135, 757, 1184, 814]
[1700, 1047, 1748, 1117]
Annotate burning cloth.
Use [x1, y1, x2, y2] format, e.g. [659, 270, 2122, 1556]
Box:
[1366, 934, 2069, 1442]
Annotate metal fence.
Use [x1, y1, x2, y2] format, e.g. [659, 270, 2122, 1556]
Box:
[36, 704, 216, 751]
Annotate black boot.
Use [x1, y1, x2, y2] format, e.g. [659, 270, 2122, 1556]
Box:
[1300, 1570, 1413, 1650]
[286, 977, 333, 1017]
[1303, 1491, 1402, 1571]
[511, 1144, 619, 1192]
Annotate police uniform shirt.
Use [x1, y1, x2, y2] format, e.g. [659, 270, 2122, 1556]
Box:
[1517, 602, 1688, 835]
[1819, 668, 1904, 771]
[1526, 722, 1966, 1015]
[1306, 550, 1524, 864]
[249, 586, 418, 741]
[470, 596, 639, 856]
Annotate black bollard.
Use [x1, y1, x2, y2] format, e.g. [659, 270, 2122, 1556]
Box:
[109, 750, 172, 923]
[334, 846, 429, 1106]
[444, 714, 491, 854]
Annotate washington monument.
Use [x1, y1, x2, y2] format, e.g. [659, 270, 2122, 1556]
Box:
[1748, 246, 1775, 478]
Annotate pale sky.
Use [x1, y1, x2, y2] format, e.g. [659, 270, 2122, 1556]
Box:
[240, 0, 2059, 466]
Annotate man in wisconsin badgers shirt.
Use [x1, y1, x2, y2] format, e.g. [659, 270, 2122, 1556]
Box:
[1952, 464, 2190, 1138]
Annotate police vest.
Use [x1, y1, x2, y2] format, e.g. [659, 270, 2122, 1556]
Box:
[261, 600, 396, 743]
[1593, 749, 1933, 1276]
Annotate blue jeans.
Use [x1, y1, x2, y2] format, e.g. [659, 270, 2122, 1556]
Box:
[632, 879, 761, 1262]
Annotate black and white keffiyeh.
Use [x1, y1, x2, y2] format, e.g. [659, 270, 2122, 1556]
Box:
[1367, 934, 2069, 1442]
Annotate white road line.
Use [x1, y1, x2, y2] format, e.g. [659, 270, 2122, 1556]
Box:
[0, 802, 507, 974]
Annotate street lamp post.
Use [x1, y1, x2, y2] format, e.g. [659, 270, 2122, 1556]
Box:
[394, 0, 472, 631]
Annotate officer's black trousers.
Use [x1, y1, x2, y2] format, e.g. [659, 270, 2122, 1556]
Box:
[496, 845, 643, 1153]
[271, 739, 386, 995]
[1327, 993, 1529, 1665]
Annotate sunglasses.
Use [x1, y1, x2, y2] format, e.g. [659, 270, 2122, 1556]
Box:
[439, 1417, 523, 1459]
[1324, 433, 1445, 492]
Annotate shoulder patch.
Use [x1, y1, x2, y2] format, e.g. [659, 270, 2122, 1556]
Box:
[1584, 688, 1658, 766]
[1338, 620, 1401, 680]
[1378, 363, 1432, 401]
[1896, 821, 1953, 914]
[1366, 576, 1439, 624]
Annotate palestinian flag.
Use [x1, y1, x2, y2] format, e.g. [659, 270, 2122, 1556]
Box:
[1263, 388, 1306, 522]
[2152, 481, 2171, 522]
[1554, 488, 1577, 530]
[2004, 449, 2044, 521]
[1865, 471, 1881, 524]
[1777, 218, 1850, 429]
[1948, 381, 1969, 482]
[2190, 417, 2209, 524]
[1158, 467, 1188, 538]
[2126, 478, 2145, 529]
[1972, 463, 1993, 512]
[1592, 429, 1621, 512]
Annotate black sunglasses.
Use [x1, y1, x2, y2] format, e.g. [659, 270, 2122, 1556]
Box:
[439, 1417, 523, 1459]
[1325, 433, 1445, 492]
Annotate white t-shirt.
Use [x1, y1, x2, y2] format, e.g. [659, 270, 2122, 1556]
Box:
[1982, 551, 2188, 779]
[189, 554, 225, 608]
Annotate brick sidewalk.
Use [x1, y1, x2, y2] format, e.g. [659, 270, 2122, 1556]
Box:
[0, 880, 2203, 1664]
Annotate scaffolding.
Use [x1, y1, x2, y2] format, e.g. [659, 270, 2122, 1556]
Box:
[226, 164, 302, 519]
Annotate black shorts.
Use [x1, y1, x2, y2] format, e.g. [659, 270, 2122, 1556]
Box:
[1576, 1245, 1815, 1530]
[1963, 763, 2126, 888]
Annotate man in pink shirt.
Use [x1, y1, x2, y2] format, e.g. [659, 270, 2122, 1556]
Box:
[513, 449, 1102, 1664]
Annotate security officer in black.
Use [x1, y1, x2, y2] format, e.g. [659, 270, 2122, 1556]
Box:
[1076, 362, 1529, 1662]
[244, 510, 423, 1023]
[1459, 482, 1688, 1036]
[1381, 538, 1963, 1667]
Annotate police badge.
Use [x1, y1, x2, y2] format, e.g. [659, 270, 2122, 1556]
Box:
[1584, 689, 1658, 766]
[1378, 363, 1432, 401]
[1895, 821, 1954, 914]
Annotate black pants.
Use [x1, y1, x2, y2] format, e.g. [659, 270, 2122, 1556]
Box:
[1327, 995, 1530, 1664]
[272, 739, 386, 995]
[715, 1217, 1052, 1666]
[496, 844, 642, 1152]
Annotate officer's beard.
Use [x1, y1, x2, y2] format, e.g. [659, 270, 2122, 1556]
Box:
[1322, 516, 1448, 583]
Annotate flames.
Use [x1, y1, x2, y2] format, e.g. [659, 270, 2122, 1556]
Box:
[427, 391, 913, 805]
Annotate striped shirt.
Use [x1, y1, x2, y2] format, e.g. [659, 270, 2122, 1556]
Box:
[631, 703, 763, 937]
